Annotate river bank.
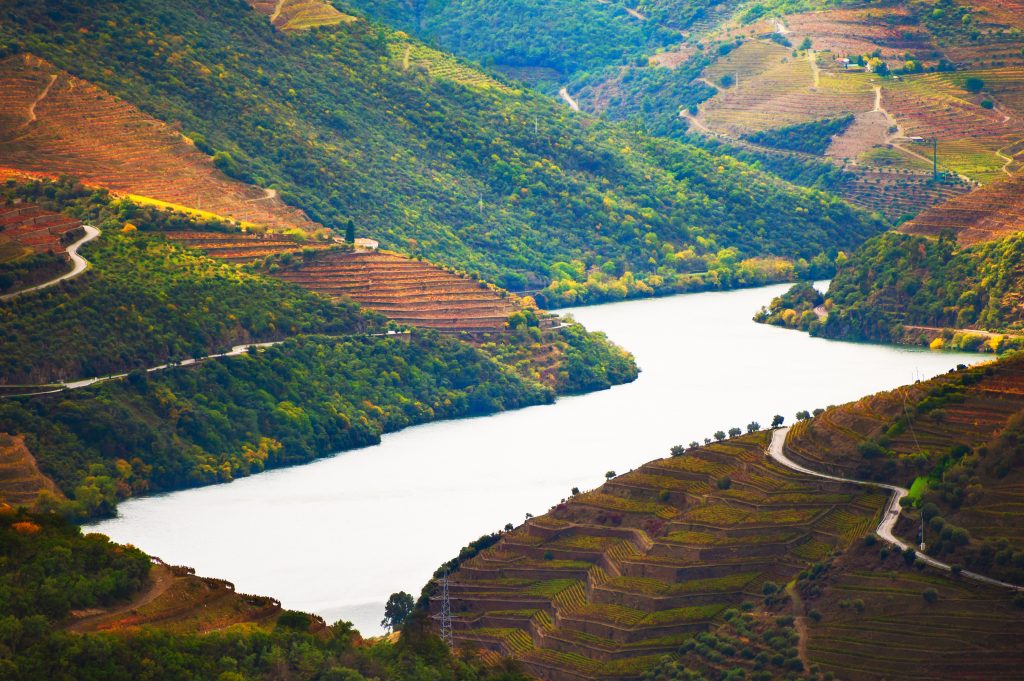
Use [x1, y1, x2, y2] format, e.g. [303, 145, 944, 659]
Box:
[89, 282, 977, 635]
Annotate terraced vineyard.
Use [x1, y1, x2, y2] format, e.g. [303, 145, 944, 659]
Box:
[273, 249, 521, 331]
[391, 41, 514, 92]
[245, 0, 355, 31]
[899, 174, 1024, 244]
[163, 230, 331, 264]
[0, 433, 63, 508]
[0, 202, 82, 259]
[783, 7, 939, 65]
[802, 545, 1024, 680]
[436, 434, 886, 679]
[0, 54, 317, 233]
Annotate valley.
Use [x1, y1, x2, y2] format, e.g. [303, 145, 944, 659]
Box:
[3, 0, 1024, 679]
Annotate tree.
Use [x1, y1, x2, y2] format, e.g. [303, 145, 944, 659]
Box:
[714, 431, 727, 441]
[922, 588, 938, 603]
[504, 523, 513, 531]
[670, 444, 686, 457]
[771, 414, 784, 428]
[605, 470, 616, 479]
[796, 410, 810, 421]
[746, 421, 760, 433]
[570, 487, 580, 496]
[964, 77, 985, 93]
[728, 427, 742, 438]
[381, 592, 415, 632]
[345, 218, 356, 243]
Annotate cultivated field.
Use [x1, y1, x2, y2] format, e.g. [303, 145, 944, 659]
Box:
[899, 174, 1024, 244]
[245, 0, 355, 31]
[391, 41, 514, 92]
[784, 7, 939, 64]
[273, 249, 520, 331]
[437, 434, 886, 679]
[0, 433, 63, 508]
[803, 545, 1024, 680]
[0, 202, 82, 261]
[164, 230, 332, 264]
[0, 54, 318, 234]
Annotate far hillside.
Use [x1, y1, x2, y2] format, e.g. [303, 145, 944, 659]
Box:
[0, 0, 884, 305]
[755, 174, 1024, 351]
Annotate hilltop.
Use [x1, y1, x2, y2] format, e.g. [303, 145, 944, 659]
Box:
[0, 0, 884, 305]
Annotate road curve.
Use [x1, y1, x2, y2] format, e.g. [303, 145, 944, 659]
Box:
[0, 225, 101, 301]
[768, 427, 1023, 591]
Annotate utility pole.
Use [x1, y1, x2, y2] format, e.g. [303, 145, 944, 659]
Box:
[932, 137, 938, 181]
[437, 570, 453, 647]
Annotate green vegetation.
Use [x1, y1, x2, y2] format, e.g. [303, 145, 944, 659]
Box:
[0, 510, 531, 681]
[0, 251, 70, 296]
[0, 332, 557, 518]
[1, 0, 884, 305]
[0, 509, 150, 620]
[0, 181, 378, 384]
[742, 116, 855, 156]
[342, 0, 679, 78]
[765, 232, 1024, 348]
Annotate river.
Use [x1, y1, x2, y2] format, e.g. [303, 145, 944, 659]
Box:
[89, 283, 978, 635]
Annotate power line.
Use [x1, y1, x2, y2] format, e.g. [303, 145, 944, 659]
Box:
[437, 570, 453, 647]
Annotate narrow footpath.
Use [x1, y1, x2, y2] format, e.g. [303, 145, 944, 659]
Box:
[767, 427, 1023, 591]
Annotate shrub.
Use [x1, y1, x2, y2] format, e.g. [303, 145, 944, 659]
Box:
[809, 610, 822, 622]
[922, 588, 939, 603]
[717, 476, 733, 489]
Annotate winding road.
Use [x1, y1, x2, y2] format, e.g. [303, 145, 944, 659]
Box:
[1, 330, 410, 398]
[0, 225, 100, 301]
[768, 427, 1023, 591]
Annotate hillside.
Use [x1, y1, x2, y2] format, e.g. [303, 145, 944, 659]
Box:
[0, 507, 532, 681]
[0, 55, 318, 234]
[435, 359, 1024, 678]
[0, 201, 82, 295]
[429, 432, 889, 678]
[0, 180, 637, 518]
[900, 174, 1024, 244]
[783, 355, 1024, 584]
[0, 0, 885, 305]
[756, 225, 1024, 349]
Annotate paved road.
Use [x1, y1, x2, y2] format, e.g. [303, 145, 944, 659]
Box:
[2, 331, 410, 398]
[767, 427, 1023, 591]
[0, 225, 100, 301]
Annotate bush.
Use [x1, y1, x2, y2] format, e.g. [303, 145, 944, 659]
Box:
[922, 588, 939, 603]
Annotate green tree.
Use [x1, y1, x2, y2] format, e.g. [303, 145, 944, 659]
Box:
[382, 591, 415, 632]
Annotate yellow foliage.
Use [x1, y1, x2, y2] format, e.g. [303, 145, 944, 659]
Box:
[929, 337, 945, 350]
[122, 222, 138, 232]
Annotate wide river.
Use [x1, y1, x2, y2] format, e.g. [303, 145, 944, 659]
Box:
[90, 283, 977, 635]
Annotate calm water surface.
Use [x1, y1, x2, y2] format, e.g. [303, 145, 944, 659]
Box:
[90, 283, 977, 635]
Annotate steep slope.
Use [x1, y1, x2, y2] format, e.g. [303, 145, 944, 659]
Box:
[246, 0, 356, 31]
[784, 356, 1024, 583]
[0, 55, 318, 233]
[0, 0, 884, 304]
[272, 249, 520, 332]
[756, 229, 1024, 348]
[900, 174, 1024, 244]
[432, 433, 888, 679]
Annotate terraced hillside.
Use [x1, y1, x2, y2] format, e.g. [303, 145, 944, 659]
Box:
[800, 543, 1024, 680]
[273, 250, 520, 331]
[0, 434, 63, 508]
[900, 174, 1024, 244]
[0, 202, 81, 258]
[246, 0, 355, 31]
[436, 434, 887, 679]
[164, 230, 332, 264]
[786, 357, 1024, 582]
[0, 54, 317, 233]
